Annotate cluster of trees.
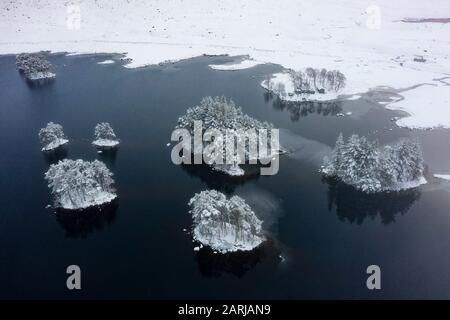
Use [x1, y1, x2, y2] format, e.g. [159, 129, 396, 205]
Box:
[289, 68, 346, 94]
[176, 96, 277, 176]
[39, 122, 119, 151]
[38, 122, 69, 151]
[45, 159, 116, 210]
[322, 134, 424, 193]
[16, 52, 55, 80]
[177, 96, 273, 133]
[92, 122, 120, 147]
[188, 190, 266, 253]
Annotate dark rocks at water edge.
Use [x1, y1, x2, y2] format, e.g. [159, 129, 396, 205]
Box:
[16, 52, 55, 82]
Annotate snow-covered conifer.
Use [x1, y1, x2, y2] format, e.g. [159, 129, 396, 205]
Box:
[188, 190, 266, 253]
[38, 122, 68, 151]
[176, 96, 278, 176]
[45, 159, 116, 210]
[92, 122, 119, 147]
[322, 134, 425, 193]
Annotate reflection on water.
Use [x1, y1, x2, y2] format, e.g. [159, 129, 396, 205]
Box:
[42, 146, 68, 165]
[96, 147, 119, 167]
[265, 93, 342, 121]
[54, 200, 118, 238]
[195, 240, 279, 278]
[181, 163, 261, 195]
[324, 177, 421, 225]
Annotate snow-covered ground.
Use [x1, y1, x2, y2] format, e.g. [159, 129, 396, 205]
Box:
[97, 59, 114, 65]
[41, 138, 68, 151]
[92, 139, 119, 147]
[1, 0, 450, 129]
[434, 174, 450, 181]
[209, 59, 262, 71]
[27, 71, 56, 80]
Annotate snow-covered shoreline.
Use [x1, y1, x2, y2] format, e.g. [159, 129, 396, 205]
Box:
[209, 59, 262, 71]
[92, 139, 119, 147]
[188, 190, 266, 253]
[1, 0, 450, 129]
[41, 138, 68, 151]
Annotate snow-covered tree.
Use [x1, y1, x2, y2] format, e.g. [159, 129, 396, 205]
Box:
[45, 159, 116, 210]
[188, 190, 266, 253]
[92, 122, 119, 147]
[38, 122, 69, 151]
[322, 134, 425, 193]
[288, 68, 346, 93]
[176, 96, 278, 176]
[16, 52, 55, 81]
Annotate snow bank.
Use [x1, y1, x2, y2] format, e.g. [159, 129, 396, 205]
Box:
[188, 190, 266, 253]
[97, 59, 115, 64]
[386, 85, 450, 129]
[434, 174, 450, 181]
[209, 59, 262, 71]
[92, 139, 120, 147]
[1, 0, 450, 128]
[42, 138, 68, 151]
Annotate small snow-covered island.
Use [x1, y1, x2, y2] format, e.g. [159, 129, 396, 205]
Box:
[321, 134, 426, 193]
[38, 122, 69, 151]
[16, 52, 55, 81]
[175, 96, 280, 176]
[92, 122, 120, 148]
[262, 68, 346, 102]
[188, 190, 266, 253]
[45, 159, 116, 210]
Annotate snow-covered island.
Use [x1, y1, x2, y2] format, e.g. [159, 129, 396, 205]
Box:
[92, 122, 120, 148]
[262, 68, 346, 102]
[45, 159, 116, 210]
[176, 96, 280, 176]
[16, 52, 55, 81]
[321, 134, 426, 193]
[188, 190, 266, 253]
[38, 122, 69, 151]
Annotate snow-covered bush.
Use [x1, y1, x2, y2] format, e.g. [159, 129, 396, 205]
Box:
[188, 190, 266, 253]
[45, 159, 116, 210]
[16, 52, 55, 80]
[38, 122, 69, 151]
[322, 134, 425, 193]
[92, 122, 119, 147]
[176, 96, 278, 176]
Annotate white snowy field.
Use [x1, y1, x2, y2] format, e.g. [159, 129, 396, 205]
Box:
[1, 0, 450, 128]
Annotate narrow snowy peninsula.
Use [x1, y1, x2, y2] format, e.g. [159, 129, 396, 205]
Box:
[45, 159, 116, 210]
[188, 190, 266, 253]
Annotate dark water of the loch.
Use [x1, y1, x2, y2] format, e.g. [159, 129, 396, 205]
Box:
[1, 53, 450, 299]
